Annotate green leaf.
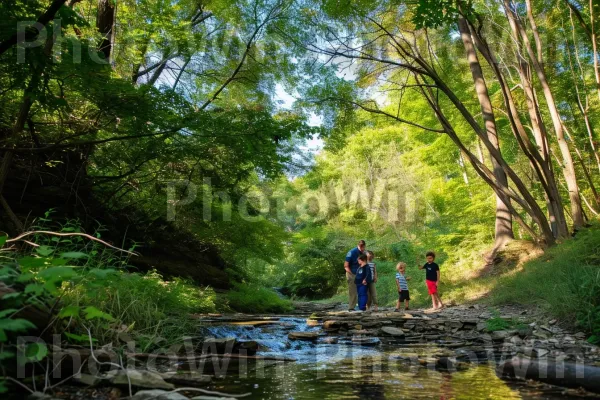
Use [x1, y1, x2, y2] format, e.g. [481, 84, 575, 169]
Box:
[18, 256, 47, 269]
[24, 283, 45, 296]
[83, 306, 115, 321]
[38, 266, 77, 281]
[0, 236, 7, 248]
[0, 309, 18, 318]
[24, 342, 48, 362]
[0, 350, 15, 360]
[36, 246, 54, 257]
[58, 305, 80, 319]
[88, 268, 117, 279]
[61, 252, 89, 259]
[0, 318, 36, 341]
[1, 292, 21, 300]
[65, 332, 96, 343]
[0, 378, 8, 393]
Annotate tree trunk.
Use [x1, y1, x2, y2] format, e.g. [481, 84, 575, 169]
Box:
[458, 16, 514, 248]
[505, 0, 585, 230]
[97, 0, 116, 62]
[591, 0, 600, 103]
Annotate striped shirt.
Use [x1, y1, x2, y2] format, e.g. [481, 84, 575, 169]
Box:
[396, 272, 409, 291]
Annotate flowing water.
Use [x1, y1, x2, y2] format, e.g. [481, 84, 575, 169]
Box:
[198, 317, 587, 400]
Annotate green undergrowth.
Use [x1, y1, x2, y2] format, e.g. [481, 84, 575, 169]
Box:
[487, 224, 600, 343]
[226, 284, 294, 314]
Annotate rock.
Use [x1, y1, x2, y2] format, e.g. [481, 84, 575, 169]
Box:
[476, 322, 487, 332]
[549, 319, 557, 325]
[517, 326, 533, 338]
[380, 327, 405, 337]
[131, 390, 188, 400]
[288, 331, 318, 341]
[191, 397, 237, 400]
[509, 336, 523, 345]
[323, 320, 342, 330]
[321, 337, 339, 344]
[349, 329, 370, 335]
[203, 337, 237, 353]
[306, 319, 320, 327]
[574, 332, 586, 339]
[106, 369, 175, 390]
[445, 321, 463, 329]
[161, 372, 212, 387]
[73, 373, 102, 386]
[534, 348, 549, 357]
[491, 330, 511, 341]
[533, 330, 551, 339]
[236, 340, 259, 355]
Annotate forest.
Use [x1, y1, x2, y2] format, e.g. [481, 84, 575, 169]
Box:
[1, 0, 600, 398]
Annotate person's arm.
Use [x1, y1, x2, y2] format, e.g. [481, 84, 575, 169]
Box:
[418, 260, 424, 270]
[396, 276, 401, 292]
[344, 261, 351, 274]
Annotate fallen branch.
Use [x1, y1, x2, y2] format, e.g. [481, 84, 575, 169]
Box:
[6, 231, 139, 256]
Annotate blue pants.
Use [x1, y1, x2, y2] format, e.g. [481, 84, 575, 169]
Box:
[357, 284, 368, 310]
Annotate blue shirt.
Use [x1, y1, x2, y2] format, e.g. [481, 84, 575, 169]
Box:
[396, 272, 409, 291]
[345, 247, 363, 274]
[355, 264, 372, 285]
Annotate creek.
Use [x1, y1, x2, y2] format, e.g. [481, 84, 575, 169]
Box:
[195, 316, 591, 399]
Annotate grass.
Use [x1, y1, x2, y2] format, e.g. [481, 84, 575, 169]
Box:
[62, 270, 217, 349]
[486, 225, 600, 341]
[226, 284, 294, 313]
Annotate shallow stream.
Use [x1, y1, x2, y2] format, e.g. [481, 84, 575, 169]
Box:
[198, 317, 586, 399]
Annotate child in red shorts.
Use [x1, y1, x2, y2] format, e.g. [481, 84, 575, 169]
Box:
[418, 251, 443, 310]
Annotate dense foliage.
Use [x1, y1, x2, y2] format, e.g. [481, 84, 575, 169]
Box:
[1, 0, 600, 394]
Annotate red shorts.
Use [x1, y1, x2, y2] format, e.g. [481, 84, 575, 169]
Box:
[426, 280, 438, 295]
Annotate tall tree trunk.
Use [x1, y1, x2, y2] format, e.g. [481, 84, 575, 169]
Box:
[466, 17, 569, 239]
[591, 0, 600, 102]
[505, 0, 585, 230]
[458, 16, 514, 248]
[97, 0, 116, 62]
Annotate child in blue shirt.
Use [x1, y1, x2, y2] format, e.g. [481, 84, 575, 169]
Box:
[354, 254, 372, 311]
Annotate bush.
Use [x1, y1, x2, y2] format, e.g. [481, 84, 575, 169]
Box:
[227, 285, 293, 313]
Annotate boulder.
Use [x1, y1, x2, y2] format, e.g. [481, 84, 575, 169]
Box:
[288, 331, 318, 341]
[379, 327, 405, 337]
[131, 390, 188, 400]
[202, 337, 237, 354]
[105, 369, 175, 390]
[236, 340, 259, 356]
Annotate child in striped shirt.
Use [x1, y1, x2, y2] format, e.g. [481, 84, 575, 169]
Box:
[395, 262, 411, 311]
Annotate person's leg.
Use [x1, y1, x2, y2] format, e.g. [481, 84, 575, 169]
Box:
[434, 293, 444, 309]
[357, 285, 368, 310]
[404, 299, 410, 310]
[395, 298, 400, 310]
[366, 283, 372, 309]
[347, 272, 357, 310]
[371, 284, 378, 311]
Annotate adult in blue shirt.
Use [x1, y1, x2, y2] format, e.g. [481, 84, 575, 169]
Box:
[344, 240, 366, 311]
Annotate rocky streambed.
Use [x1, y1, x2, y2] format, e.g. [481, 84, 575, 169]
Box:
[22, 304, 600, 400]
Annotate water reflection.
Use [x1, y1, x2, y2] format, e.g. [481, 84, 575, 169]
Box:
[201, 318, 585, 399]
